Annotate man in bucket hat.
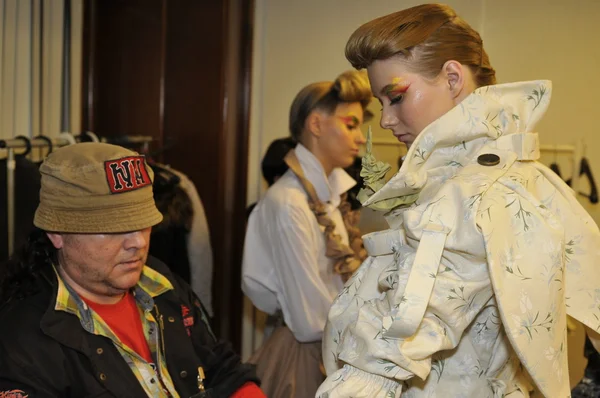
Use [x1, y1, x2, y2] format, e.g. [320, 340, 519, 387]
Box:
[0, 143, 264, 398]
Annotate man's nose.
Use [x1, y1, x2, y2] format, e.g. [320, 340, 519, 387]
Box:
[123, 228, 150, 249]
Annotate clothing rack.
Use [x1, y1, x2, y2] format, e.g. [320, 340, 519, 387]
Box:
[2, 134, 155, 257]
[1, 136, 74, 256]
[539, 140, 584, 194]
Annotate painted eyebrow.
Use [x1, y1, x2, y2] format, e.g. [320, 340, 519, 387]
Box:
[339, 115, 360, 125]
[380, 80, 411, 96]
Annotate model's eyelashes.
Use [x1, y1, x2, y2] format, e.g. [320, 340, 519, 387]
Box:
[338, 115, 360, 129]
[389, 95, 404, 105]
[376, 94, 403, 111]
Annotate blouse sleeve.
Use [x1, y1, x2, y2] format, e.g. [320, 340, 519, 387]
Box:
[267, 202, 341, 342]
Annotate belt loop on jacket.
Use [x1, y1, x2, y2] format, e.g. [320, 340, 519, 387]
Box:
[384, 222, 450, 338]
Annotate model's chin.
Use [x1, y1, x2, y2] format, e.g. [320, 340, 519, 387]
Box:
[341, 156, 357, 169]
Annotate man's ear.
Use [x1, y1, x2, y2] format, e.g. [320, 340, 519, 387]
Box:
[442, 60, 465, 99]
[305, 110, 325, 138]
[46, 232, 64, 249]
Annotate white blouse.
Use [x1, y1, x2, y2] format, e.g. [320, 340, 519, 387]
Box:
[242, 144, 356, 342]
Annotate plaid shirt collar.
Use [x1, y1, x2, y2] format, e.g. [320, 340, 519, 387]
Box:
[53, 264, 174, 325]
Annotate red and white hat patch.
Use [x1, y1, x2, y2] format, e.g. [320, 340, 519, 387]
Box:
[104, 156, 152, 194]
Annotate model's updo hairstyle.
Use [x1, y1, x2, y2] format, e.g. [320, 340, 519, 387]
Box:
[289, 70, 372, 142]
[345, 3, 496, 88]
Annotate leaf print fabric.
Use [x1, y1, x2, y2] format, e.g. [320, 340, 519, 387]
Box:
[317, 81, 600, 398]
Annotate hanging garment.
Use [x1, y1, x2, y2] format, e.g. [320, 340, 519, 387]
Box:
[0, 157, 41, 261]
[149, 164, 214, 317]
[318, 81, 600, 398]
[168, 167, 214, 317]
[150, 165, 193, 284]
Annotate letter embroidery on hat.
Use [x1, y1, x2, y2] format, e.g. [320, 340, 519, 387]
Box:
[0, 390, 29, 398]
[105, 156, 152, 193]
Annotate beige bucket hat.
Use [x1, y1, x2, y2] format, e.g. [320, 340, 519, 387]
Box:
[34, 142, 163, 233]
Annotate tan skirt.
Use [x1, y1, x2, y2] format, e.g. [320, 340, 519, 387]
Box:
[248, 326, 324, 398]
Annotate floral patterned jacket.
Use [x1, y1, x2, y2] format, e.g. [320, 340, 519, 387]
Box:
[317, 81, 600, 398]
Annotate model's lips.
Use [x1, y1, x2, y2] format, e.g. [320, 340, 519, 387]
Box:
[394, 133, 412, 144]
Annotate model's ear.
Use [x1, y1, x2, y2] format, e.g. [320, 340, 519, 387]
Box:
[441, 60, 466, 100]
[46, 232, 64, 249]
[305, 109, 326, 138]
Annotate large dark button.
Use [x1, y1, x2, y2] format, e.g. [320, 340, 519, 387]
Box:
[477, 153, 500, 166]
[180, 370, 188, 378]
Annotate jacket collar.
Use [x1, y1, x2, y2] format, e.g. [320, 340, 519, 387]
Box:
[52, 264, 174, 334]
[38, 264, 174, 398]
[362, 80, 552, 209]
[295, 143, 356, 208]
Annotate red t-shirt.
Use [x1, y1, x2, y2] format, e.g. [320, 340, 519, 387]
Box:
[231, 383, 267, 398]
[82, 291, 153, 363]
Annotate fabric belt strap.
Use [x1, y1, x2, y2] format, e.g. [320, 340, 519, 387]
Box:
[384, 223, 449, 338]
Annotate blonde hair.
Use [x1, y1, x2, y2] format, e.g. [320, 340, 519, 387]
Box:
[345, 3, 496, 88]
[289, 70, 372, 141]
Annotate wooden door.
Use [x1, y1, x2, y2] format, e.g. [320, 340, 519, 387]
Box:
[82, 0, 253, 351]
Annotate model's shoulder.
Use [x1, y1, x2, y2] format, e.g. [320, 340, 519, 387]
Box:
[262, 173, 308, 209]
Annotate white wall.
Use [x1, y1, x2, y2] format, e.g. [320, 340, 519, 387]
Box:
[245, 0, 600, 378]
[249, 0, 600, 219]
[248, 0, 483, 206]
[484, 0, 600, 219]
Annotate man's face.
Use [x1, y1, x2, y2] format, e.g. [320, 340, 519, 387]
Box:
[47, 228, 152, 304]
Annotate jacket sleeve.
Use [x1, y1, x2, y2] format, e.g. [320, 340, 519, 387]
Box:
[175, 274, 262, 397]
[521, 163, 600, 331]
[550, 184, 600, 332]
[475, 177, 574, 398]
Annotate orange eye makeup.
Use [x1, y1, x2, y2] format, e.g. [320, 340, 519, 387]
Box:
[338, 115, 360, 128]
[381, 77, 411, 99]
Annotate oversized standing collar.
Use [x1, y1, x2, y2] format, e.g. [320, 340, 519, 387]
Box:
[294, 143, 356, 208]
[361, 80, 552, 211]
